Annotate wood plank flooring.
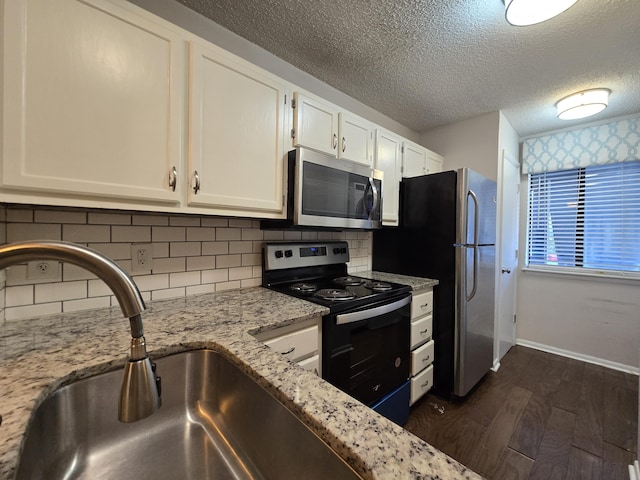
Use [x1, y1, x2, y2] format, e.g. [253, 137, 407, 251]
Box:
[404, 346, 638, 480]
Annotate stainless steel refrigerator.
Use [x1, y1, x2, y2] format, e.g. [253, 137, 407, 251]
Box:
[373, 168, 496, 398]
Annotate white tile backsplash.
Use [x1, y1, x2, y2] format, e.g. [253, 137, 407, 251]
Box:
[0, 206, 372, 321]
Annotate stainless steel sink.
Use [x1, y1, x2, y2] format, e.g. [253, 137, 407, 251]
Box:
[17, 349, 364, 480]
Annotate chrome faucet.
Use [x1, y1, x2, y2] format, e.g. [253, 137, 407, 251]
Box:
[0, 240, 161, 422]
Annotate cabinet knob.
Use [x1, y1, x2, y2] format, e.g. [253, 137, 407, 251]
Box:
[193, 171, 201, 194]
[168, 166, 177, 192]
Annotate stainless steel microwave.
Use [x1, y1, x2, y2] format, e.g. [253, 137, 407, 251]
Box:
[283, 148, 383, 230]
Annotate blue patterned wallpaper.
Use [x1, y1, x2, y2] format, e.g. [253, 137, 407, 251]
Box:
[522, 115, 640, 174]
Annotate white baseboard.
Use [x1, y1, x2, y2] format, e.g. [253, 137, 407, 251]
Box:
[629, 460, 640, 480]
[516, 339, 639, 376]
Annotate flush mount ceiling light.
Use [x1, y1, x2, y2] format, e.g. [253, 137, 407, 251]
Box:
[556, 88, 611, 121]
[504, 0, 578, 26]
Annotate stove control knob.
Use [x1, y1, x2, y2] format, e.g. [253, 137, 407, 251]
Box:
[341, 247, 347, 254]
[333, 247, 340, 254]
[284, 249, 293, 258]
[275, 250, 283, 258]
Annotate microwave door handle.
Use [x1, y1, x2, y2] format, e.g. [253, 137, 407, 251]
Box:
[368, 176, 379, 220]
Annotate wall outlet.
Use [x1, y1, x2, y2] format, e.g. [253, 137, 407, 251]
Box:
[131, 244, 153, 274]
[27, 261, 60, 280]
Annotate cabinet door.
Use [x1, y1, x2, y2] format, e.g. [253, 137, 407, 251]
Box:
[375, 129, 402, 226]
[338, 112, 373, 166]
[292, 93, 339, 155]
[2, 0, 183, 204]
[425, 151, 444, 174]
[402, 142, 427, 178]
[188, 41, 287, 216]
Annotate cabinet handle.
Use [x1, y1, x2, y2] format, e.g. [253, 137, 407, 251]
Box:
[342, 137, 346, 153]
[332, 133, 338, 150]
[168, 166, 177, 192]
[193, 171, 200, 194]
[281, 346, 295, 355]
[421, 381, 430, 388]
[422, 355, 430, 362]
[420, 303, 429, 310]
[420, 329, 429, 335]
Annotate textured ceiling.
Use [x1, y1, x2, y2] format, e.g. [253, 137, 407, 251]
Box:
[177, 0, 640, 137]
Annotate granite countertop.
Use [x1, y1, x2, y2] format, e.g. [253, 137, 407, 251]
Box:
[0, 275, 480, 480]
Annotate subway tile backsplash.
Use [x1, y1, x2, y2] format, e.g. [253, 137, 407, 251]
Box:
[0, 205, 372, 323]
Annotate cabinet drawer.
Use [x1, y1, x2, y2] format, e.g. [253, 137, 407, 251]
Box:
[410, 364, 434, 405]
[264, 324, 318, 362]
[297, 354, 320, 376]
[410, 314, 433, 350]
[411, 340, 435, 377]
[411, 290, 433, 319]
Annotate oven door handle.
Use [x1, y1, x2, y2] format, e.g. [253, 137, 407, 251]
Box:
[335, 295, 411, 325]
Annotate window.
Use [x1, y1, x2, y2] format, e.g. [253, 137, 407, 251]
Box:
[527, 160, 640, 275]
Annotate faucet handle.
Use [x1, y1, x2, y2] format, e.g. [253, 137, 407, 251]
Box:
[151, 361, 162, 398]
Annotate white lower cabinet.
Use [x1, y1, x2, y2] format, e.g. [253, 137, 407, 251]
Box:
[410, 364, 434, 405]
[254, 318, 321, 376]
[409, 287, 435, 405]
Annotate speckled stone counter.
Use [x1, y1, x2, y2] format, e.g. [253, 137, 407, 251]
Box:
[0, 284, 480, 480]
[358, 271, 440, 291]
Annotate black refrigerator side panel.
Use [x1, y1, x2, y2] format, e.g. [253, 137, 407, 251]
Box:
[373, 172, 457, 277]
[372, 171, 458, 397]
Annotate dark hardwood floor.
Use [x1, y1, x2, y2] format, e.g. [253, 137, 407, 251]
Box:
[405, 346, 638, 480]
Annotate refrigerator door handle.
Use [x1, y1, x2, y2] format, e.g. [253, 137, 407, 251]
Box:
[468, 189, 480, 247]
[466, 189, 480, 301]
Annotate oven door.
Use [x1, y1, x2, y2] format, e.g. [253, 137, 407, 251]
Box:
[293, 148, 383, 230]
[322, 294, 411, 407]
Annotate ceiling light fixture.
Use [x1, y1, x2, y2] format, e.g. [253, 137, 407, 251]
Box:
[503, 0, 578, 26]
[556, 89, 611, 121]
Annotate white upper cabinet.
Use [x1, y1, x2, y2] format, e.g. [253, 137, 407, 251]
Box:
[402, 140, 444, 178]
[293, 93, 373, 167]
[292, 93, 339, 156]
[375, 129, 403, 226]
[338, 112, 374, 167]
[1, 0, 184, 205]
[187, 41, 287, 217]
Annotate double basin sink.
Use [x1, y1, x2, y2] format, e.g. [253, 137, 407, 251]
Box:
[17, 349, 363, 479]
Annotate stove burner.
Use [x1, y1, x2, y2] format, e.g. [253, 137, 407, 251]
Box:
[315, 288, 357, 301]
[364, 281, 393, 292]
[333, 276, 364, 286]
[289, 282, 317, 293]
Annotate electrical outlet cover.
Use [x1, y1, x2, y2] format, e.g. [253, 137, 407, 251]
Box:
[131, 244, 153, 274]
[27, 261, 60, 280]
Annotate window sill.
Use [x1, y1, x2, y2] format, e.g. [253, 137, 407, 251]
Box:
[522, 266, 640, 285]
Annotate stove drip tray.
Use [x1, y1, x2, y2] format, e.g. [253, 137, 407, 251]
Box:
[314, 289, 356, 301]
[289, 282, 317, 293]
[364, 281, 392, 292]
[333, 276, 364, 287]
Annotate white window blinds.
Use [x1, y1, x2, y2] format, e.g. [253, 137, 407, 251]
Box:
[527, 160, 640, 274]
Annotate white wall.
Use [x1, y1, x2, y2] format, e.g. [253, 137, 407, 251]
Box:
[419, 111, 500, 180]
[516, 168, 640, 372]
